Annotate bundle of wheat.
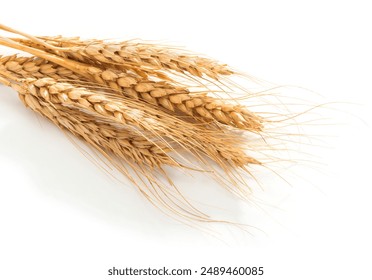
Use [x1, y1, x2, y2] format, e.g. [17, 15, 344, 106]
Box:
[0, 24, 290, 223]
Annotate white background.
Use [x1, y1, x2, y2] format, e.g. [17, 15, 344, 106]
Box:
[1, 1, 371, 279]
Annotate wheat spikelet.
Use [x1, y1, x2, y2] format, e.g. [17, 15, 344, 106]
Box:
[0, 54, 82, 80]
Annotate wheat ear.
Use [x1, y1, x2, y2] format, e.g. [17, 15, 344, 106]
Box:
[19, 77, 259, 167]
[1, 39, 263, 131]
[14, 36, 234, 79]
[0, 72, 176, 168]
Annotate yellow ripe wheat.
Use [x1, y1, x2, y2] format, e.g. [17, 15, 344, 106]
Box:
[0, 23, 293, 223]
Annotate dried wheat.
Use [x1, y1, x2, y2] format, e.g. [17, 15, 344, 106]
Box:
[2, 39, 263, 131]
[15, 37, 234, 79]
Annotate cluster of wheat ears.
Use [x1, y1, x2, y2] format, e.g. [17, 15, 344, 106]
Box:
[0, 24, 300, 224]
